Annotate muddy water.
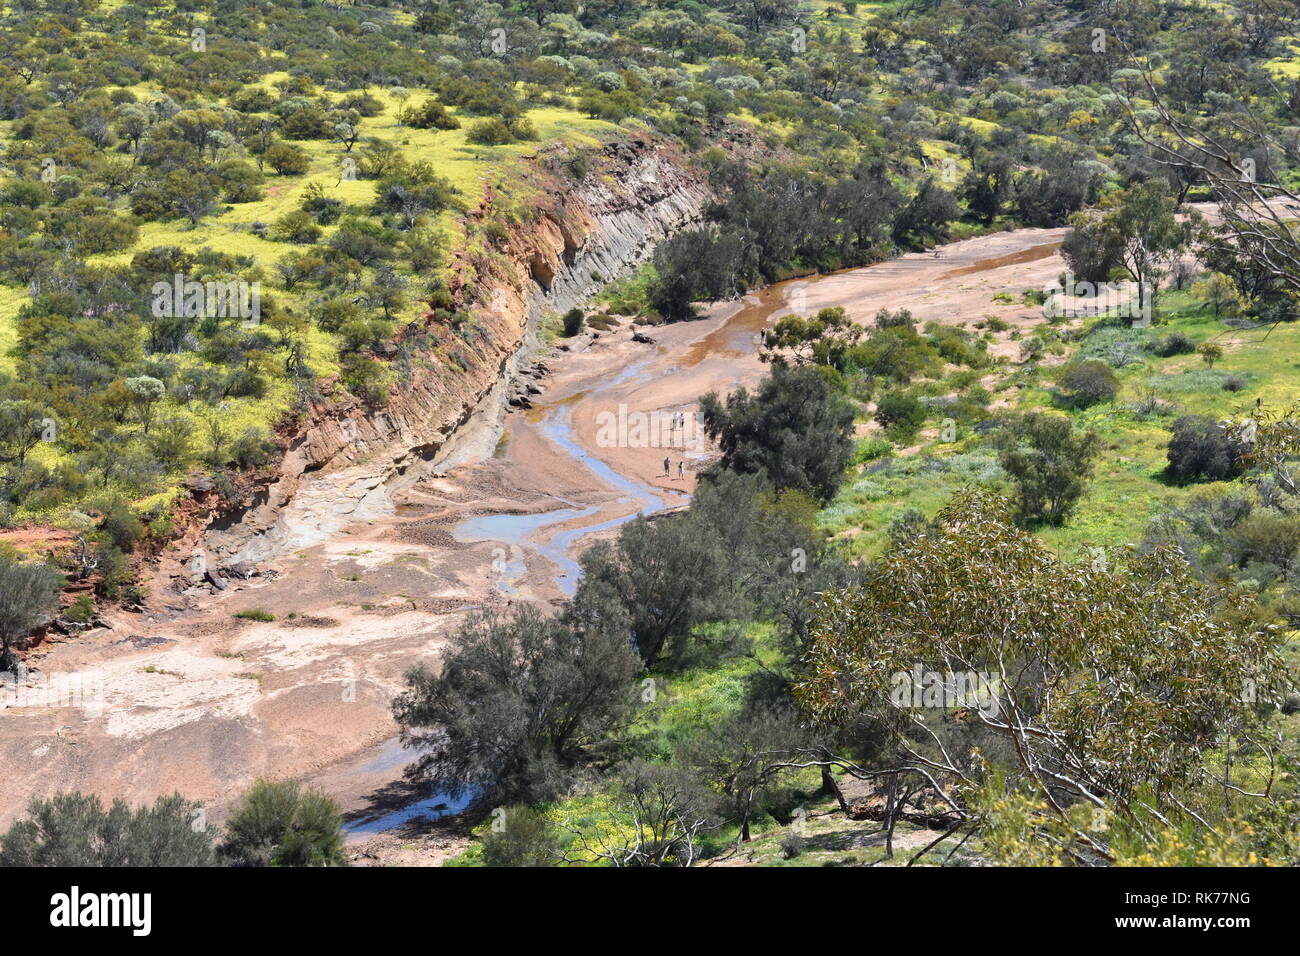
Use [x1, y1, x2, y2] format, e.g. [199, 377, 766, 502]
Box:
[453, 504, 597, 595]
[535, 407, 679, 591]
[681, 284, 787, 367]
[937, 241, 1061, 280]
[340, 740, 477, 836]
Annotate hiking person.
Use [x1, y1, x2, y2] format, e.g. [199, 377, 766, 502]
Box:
[678, 460, 684, 479]
[663, 456, 670, 476]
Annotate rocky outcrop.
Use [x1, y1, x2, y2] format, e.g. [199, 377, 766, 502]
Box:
[194, 132, 710, 568]
[513, 137, 710, 322]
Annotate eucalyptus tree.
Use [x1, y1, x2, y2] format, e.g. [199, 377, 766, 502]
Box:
[794, 490, 1286, 864]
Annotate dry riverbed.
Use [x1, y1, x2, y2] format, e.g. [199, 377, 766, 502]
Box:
[0, 221, 1086, 860]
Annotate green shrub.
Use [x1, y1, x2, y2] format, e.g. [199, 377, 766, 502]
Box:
[398, 98, 461, 130]
[271, 209, 322, 243]
[263, 142, 310, 175]
[0, 792, 215, 866]
[66, 594, 96, 624]
[562, 308, 584, 337]
[230, 428, 276, 470]
[466, 116, 537, 146]
[1166, 415, 1245, 483]
[234, 608, 275, 622]
[874, 393, 927, 441]
[851, 436, 894, 464]
[219, 779, 346, 867]
[0, 553, 61, 670]
[994, 413, 1102, 526]
[97, 497, 144, 551]
[1153, 331, 1196, 357]
[1058, 359, 1119, 408]
[479, 805, 562, 867]
[700, 364, 857, 502]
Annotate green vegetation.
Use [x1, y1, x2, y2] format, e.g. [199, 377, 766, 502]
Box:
[392, 604, 642, 805]
[0, 777, 349, 868]
[561, 307, 585, 337]
[428, 251, 1300, 866]
[233, 607, 275, 622]
[0, 551, 61, 670]
[994, 411, 1103, 526]
[699, 362, 856, 503]
[3, 0, 1300, 869]
[799, 489, 1284, 865]
[0, 792, 216, 867]
[218, 779, 347, 867]
[0, 0, 623, 549]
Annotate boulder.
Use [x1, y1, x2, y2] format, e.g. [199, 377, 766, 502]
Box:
[224, 561, 259, 580]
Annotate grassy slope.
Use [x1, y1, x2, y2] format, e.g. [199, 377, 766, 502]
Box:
[0, 45, 618, 521]
[819, 291, 1300, 563]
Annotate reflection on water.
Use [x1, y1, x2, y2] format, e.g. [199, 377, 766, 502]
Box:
[343, 788, 477, 836]
[451, 406, 678, 597]
[453, 504, 597, 594]
[341, 738, 479, 837]
[538, 406, 676, 595]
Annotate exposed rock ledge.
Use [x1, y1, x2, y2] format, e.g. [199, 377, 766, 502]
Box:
[192, 132, 710, 569]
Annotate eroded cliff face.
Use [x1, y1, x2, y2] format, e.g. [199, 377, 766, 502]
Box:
[192, 132, 709, 569]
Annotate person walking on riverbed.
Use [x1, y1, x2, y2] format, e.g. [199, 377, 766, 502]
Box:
[678, 460, 685, 480]
[663, 456, 670, 477]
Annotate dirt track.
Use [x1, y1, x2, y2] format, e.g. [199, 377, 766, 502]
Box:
[0, 222, 1085, 853]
